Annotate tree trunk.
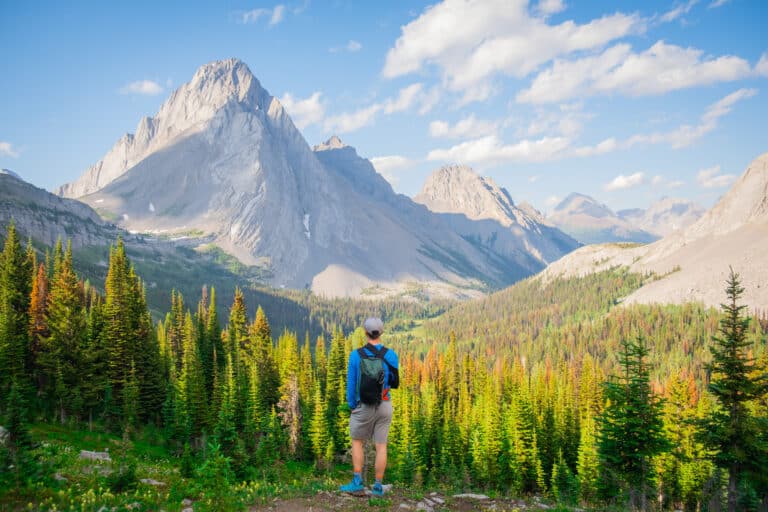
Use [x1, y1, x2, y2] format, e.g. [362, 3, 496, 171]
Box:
[727, 467, 738, 512]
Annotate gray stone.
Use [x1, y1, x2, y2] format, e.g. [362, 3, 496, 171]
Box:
[453, 493, 489, 500]
[431, 496, 445, 505]
[54, 472, 68, 482]
[182, 508, 193, 512]
[140, 478, 166, 486]
[181, 499, 193, 507]
[79, 450, 111, 461]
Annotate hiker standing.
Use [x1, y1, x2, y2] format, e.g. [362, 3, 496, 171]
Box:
[340, 317, 399, 496]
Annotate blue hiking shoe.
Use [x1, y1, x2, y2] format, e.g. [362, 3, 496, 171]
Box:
[372, 482, 384, 496]
[340, 480, 365, 494]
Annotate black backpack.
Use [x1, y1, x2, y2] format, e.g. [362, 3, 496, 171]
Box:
[357, 344, 399, 406]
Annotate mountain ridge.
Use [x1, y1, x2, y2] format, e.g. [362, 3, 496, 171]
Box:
[56, 59, 576, 298]
[541, 152, 768, 310]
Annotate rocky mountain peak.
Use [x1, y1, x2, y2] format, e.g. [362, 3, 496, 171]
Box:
[0, 169, 22, 181]
[313, 135, 347, 152]
[684, 152, 768, 238]
[554, 193, 612, 218]
[415, 165, 519, 223]
[57, 59, 278, 199]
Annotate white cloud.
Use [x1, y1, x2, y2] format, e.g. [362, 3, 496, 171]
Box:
[697, 165, 735, 188]
[324, 104, 382, 134]
[119, 80, 164, 95]
[604, 172, 645, 191]
[0, 141, 20, 158]
[572, 138, 618, 157]
[427, 134, 570, 166]
[370, 155, 412, 173]
[756, 53, 768, 77]
[708, 0, 730, 7]
[650, 175, 685, 188]
[518, 41, 751, 104]
[382, 0, 642, 101]
[529, 175, 540, 183]
[270, 5, 285, 25]
[279, 91, 325, 129]
[324, 83, 434, 133]
[418, 86, 441, 115]
[660, 0, 698, 23]
[330, 40, 362, 53]
[545, 195, 561, 208]
[429, 114, 498, 139]
[536, 0, 566, 16]
[240, 5, 286, 25]
[384, 83, 423, 114]
[525, 103, 589, 137]
[241, 8, 270, 23]
[370, 155, 412, 187]
[587, 88, 757, 152]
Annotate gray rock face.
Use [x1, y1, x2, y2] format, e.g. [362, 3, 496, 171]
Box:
[542, 152, 768, 310]
[57, 59, 544, 297]
[414, 165, 580, 267]
[548, 192, 658, 244]
[0, 172, 119, 248]
[618, 197, 704, 237]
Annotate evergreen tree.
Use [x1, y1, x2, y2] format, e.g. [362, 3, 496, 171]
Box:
[576, 413, 600, 504]
[42, 241, 86, 423]
[309, 381, 331, 468]
[598, 336, 669, 510]
[180, 311, 209, 441]
[0, 222, 33, 402]
[697, 269, 768, 512]
[28, 262, 48, 399]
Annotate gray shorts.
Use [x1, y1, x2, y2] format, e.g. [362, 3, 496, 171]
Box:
[349, 401, 393, 444]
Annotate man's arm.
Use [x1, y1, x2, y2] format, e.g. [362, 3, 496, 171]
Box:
[346, 351, 359, 409]
[385, 349, 399, 389]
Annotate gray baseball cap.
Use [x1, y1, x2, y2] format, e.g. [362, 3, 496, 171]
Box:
[364, 317, 384, 338]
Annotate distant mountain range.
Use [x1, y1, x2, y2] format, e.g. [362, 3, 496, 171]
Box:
[542, 152, 768, 310]
[548, 193, 704, 244]
[54, 58, 578, 298]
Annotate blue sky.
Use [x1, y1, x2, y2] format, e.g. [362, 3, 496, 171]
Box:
[1, 0, 766, 212]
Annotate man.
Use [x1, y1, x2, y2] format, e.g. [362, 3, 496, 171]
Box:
[340, 317, 399, 496]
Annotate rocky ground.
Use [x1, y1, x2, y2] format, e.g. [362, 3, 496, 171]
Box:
[248, 488, 565, 511]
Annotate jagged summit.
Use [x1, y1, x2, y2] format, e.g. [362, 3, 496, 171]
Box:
[313, 135, 347, 152]
[548, 192, 657, 244]
[0, 169, 22, 181]
[684, 151, 768, 238]
[415, 164, 520, 224]
[554, 193, 612, 218]
[57, 58, 279, 199]
[415, 164, 580, 265]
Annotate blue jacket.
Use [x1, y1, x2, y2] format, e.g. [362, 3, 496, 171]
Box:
[346, 343, 399, 409]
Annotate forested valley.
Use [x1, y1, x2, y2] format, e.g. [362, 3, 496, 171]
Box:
[1, 222, 766, 511]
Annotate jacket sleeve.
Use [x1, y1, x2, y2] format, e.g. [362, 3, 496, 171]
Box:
[385, 349, 400, 389]
[346, 350, 360, 409]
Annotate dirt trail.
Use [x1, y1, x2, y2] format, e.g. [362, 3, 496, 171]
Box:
[248, 489, 558, 511]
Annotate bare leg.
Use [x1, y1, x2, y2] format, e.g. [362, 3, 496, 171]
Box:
[374, 443, 387, 481]
[351, 439, 364, 474]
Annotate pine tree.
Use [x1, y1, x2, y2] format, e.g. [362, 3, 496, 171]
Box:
[309, 381, 331, 468]
[180, 311, 209, 441]
[576, 413, 600, 504]
[0, 222, 33, 402]
[42, 241, 86, 423]
[82, 289, 108, 429]
[250, 306, 280, 411]
[28, 262, 48, 399]
[598, 336, 669, 510]
[697, 269, 768, 512]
